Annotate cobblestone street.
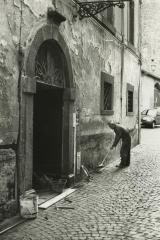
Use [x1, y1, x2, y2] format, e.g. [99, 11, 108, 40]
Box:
[1, 127, 160, 240]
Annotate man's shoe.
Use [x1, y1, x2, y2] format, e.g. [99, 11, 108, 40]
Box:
[116, 164, 124, 168]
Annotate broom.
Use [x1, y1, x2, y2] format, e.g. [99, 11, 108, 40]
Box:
[97, 149, 112, 169]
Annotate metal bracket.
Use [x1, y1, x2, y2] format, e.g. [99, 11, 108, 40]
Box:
[77, 0, 131, 19]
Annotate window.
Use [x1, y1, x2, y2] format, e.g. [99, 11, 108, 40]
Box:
[100, 6, 115, 34]
[101, 72, 114, 115]
[127, 83, 134, 115]
[101, 7, 114, 26]
[128, 1, 134, 45]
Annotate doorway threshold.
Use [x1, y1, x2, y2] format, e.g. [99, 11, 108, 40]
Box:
[39, 188, 76, 210]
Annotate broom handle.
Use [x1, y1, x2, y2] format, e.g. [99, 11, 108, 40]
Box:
[101, 150, 112, 165]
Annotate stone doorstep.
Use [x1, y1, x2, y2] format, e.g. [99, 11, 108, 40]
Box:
[0, 215, 26, 235]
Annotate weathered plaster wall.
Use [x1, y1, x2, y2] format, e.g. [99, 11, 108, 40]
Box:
[0, 0, 56, 209]
[0, 0, 140, 219]
[122, 51, 140, 147]
[0, 0, 20, 145]
[141, 0, 160, 75]
[141, 75, 155, 111]
[123, 0, 140, 52]
[57, 1, 140, 167]
[141, 0, 160, 112]
[0, 0, 140, 167]
[0, 0, 20, 221]
[123, 51, 140, 124]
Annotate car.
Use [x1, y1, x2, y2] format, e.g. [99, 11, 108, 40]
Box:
[141, 108, 160, 128]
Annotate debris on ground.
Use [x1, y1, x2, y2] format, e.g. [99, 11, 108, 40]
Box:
[81, 165, 90, 182]
[55, 205, 75, 210]
[64, 198, 72, 203]
[33, 172, 67, 193]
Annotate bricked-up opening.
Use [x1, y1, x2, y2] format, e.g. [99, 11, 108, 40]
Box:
[33, 83, 63, 190]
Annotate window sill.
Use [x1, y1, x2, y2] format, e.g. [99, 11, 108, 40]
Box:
[101, 110, 114, 116]
[126, 112, 134, 116]
[103, 21, 116, 35]
[93, 16, 116, 36]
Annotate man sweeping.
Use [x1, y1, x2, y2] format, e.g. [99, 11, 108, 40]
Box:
[108, 122, 131, 168]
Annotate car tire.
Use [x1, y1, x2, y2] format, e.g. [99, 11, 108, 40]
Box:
[151, 122, 155, 128]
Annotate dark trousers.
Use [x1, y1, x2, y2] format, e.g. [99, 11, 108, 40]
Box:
[120, 141, 131, 167]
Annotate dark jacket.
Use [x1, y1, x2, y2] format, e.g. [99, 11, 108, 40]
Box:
[112, 124, 131, 148]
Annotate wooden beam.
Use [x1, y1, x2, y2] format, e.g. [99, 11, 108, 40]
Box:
[39, 188, 76, 209]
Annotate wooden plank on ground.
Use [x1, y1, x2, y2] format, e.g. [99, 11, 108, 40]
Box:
[39, 188, 76, 210]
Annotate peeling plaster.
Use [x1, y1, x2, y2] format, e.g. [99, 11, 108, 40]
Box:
[23, 0, 55, 17]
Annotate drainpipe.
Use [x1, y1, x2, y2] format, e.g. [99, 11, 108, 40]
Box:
[16, 0, 23, 211]
[137, 0, 142, 144]
[120, 8, 125, 123]
[138, 58, 142, 144]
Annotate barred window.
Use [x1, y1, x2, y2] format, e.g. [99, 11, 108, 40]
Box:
[128, 91, 133, 112]
[101, 72, 114, 115]
[127, 83, 134, 115]
[104, 81, 112, 110]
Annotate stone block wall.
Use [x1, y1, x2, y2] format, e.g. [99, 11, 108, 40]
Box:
[0, 149, 17, 222]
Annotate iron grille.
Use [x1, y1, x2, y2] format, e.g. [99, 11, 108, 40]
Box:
[104, 81, 112, 110]
[128, 90, 133, 112]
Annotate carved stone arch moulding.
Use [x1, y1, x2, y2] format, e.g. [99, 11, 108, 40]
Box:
[25, 24, 74, 89]
[18, 24, 76, 193]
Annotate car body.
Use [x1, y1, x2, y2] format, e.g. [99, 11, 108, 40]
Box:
[141, 108, 160, 128]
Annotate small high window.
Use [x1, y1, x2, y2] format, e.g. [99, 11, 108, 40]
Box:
[101, 72, 114, 115]
[127, 83, 134, 115]
[100, 7, 115, 34]
[101, 7, 114, 26]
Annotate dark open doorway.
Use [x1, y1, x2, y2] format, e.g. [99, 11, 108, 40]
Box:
[33, 82, 63, 190]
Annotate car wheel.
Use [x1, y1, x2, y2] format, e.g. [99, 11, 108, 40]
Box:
[151, 122, 155, 128]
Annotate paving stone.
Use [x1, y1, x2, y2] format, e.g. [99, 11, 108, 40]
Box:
[1, 129, 160, 239]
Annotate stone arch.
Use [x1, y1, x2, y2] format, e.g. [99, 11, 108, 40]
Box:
[19, 24, 75, 193]
[25, 24, 74, 88]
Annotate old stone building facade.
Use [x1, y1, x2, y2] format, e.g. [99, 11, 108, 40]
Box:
[141, 0, 160, 110]
[0, 0, 141, 222]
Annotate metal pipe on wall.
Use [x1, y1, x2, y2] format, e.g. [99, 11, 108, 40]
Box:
[120, 7, 125, 123]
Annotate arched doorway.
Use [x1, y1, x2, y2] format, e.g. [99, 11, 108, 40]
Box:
[19, 25, 75, 194]
[33, 40, 66, 189]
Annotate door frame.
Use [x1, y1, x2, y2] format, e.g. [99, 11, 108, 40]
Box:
[18, 24, 75, 194]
